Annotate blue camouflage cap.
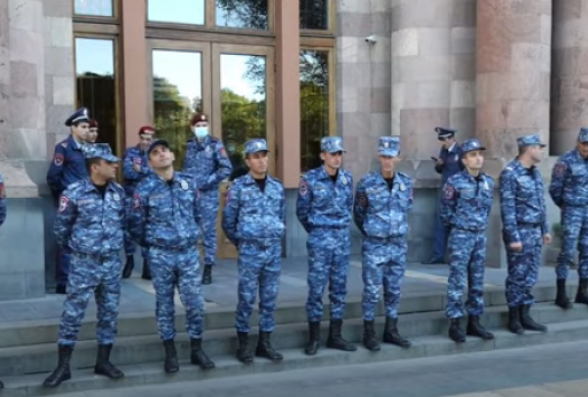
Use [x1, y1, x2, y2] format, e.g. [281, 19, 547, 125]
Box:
[516, 133, 546, 148]
[83, 143, 119, 162]
[65, 107, 90, 127]
[578, 128, 588, 143]
[244, 138, 269, 155]
[378, 136, 400, 157]
[459, 138, 486, 155]
[321, 136, 345, 153]
[147, 139, 170, 155]
[435, 127, 455, 140]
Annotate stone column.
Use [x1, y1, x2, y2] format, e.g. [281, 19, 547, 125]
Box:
[392, 0, 477, 160]
[551, 1, 588, 155]
[475, 0, 552, 159]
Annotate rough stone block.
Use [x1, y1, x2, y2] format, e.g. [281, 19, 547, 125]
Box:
[451, 27, 475, 54]
[8, 0, 42, 32]
[371, 62, 391, 88]
[9, 28, 43, 64]
[451, 0, 477, 27]
[371, 37, 391, 63]
[449, 108, 476, 138]
[370, 12, 391, 36]
[44, 16, 72, 48]
[392, 29, 418, 57]
[450, 80, 475, 108]
[9, 96, 40, 130]
[397, 56, 451, 83]
[338, 86, 358, 113]
[451, 53, 476, 80]
[511, 43, 551, 74]
[392, 0, 453, 30]
[42, 0, 74, 18]
[418, 80, 451, 108]
[44, 46, 74, 77]
[371, 87, 391, 113]
[400, 108, 450, 159]
[370, 112, 391, 136]
[418, 28, 450, 56]
[9, 61, 37, 97]
[52, 75, 74, 105]
[336, 12, 371, 37]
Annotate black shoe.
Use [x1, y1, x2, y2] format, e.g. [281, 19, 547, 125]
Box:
[236, 332, 254, 364]
[55, 285, 66, 295]
[202, 265, 212, 285]
[448, 318, 466, 343]
[162, 339, 179, 373]
[190, 338, 215, 369]
[141, 260, 151, 280]
[0, 379, 3, 389]
[326, 319, 357, 352]
[383, 317, 411, 348]
[304, 321, 321, 356]
[507, 306, 525, 334]
[362, 320, 381, 351]
[520, 304, 547, 332]
[43, 345, 73, 388]
[555, 278, 573, 309]
[466, 316, 494, 340]
[575, 278, 588, 305]
[255, 332, 283, 362]
[94, 344, 124, 379]
[122, 255, 134, 279]
[421, 257, 445, 265]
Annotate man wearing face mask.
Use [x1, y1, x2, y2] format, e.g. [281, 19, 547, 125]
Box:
[182, 113, 233, 285]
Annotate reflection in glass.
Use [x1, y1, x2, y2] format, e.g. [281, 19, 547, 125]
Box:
[221, 54, 266, 180]
[300, 50, 330, 172]
[299, 0, 328, 30]
[216, 0, 268, 30]
[75, 38, 117, 152]
[74, 0, 113, 17]
[148, 0, 205, 25]
[152, 50, 203, 167]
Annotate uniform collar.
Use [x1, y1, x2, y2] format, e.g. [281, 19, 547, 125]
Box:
[447, 142, 457, 153]
[67, 134, 84, 150]
[319, 166, 339, 181]
[82, 177, 117, 193]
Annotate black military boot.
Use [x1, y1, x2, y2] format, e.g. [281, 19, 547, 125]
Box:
[236, 332, 254, 364]
[0, 379, 3, 389]
[383, 317, 411, 348]
[162, 339, 179, 373]
[507, 306, 524, 334]
[520, 304, 547, 332]
[190, 338, 215, 369]
[575, 278, 588, 305]
[555, 278, 573, 309]
[448, 318, 466, 343]
[255, 332, 283, 362]
[94, 344, 124, 379]
[141, 260, 151, 280]
[55, 284, 67, 295]
[304, 321, 321, 356]
[326, 319, 357, 351]
[202, 265, 212, 285]
[122, 255, 134, 279]
[362, 320, 381, 351]
[466, 316, 494, 340]
[43, 345, 73, 388]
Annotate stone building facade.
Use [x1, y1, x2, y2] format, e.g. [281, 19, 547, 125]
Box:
[0, 0, 581, 301]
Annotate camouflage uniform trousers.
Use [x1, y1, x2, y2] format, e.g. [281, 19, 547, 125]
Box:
[505, 226, 542, 308]
[361, 237, 407, 321]
[235, 241, 281, 333]
[306, 228, 350, 322]
[556, 206, 588, 280]
[58, 252, 122, 346]
[446, 229, 486, 319]
[198, 190, 219, 266]
[148, 245, 204, 340]
[123, 197, 147, 257]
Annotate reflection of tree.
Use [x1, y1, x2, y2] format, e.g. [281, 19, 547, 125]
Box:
[152, 75, 202, 168]
[216, 0, 268, 29]
[299, 0, 328, 30]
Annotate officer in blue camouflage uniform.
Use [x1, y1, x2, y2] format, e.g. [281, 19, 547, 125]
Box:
[499, 134, 551, 334]
[440, 138, 495, 343]
[423, 127, 464, 264]
[47, 107, 91, 294]
[549, 128, 588, 309]
[43, 143, 125, 389]
[353, 137, 412, 352]
[297, 136, 356, 355]
[128, 139, 214, 373]
[182, 113, 233, 285]
[0, 174, 4, 389]
[121, 125, 155, 280]
[222, 138, 285, 364]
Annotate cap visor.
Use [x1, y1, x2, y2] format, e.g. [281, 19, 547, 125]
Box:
[379, 150, 398, 157]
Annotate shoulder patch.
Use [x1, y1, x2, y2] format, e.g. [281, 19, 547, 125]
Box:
[59, 196, 69, 212]
[444, 185, 455, 200]
[0, 182, 5, 199]
[132, 192, 141, 209]
[53, 153, 64, 166]
[299, 179, 308, 197]
[60, 142, 68, 149]
[553, 162, 566, 178]
[357, 192, 367, 207]
[218, 146, 227, 158]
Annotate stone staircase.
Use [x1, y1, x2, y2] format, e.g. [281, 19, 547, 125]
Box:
[0, 284, 587, 396]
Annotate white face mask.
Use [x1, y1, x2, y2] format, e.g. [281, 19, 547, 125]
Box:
[193, 126, 208, 139]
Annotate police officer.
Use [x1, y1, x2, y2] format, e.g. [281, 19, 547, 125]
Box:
[0, 173, 5, 390]
[122, 126, 155, 280]
[549, 128, 588, 309]
[128, 139, 214, 373]
[47, 107, 92, 294]
[440, 139, 495, 343]
[297, 136, 356, 355]
[499, 134, 551, 334]
[181, 113, 233, 285]
[353, 137, 412, 352]
[222, 138, 285, 364]
[87, 119, 99, 143]
[43, 143, 125, 388]
[423, 127, 463, 264]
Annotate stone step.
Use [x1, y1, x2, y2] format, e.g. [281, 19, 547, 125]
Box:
[0, 283, 573, 348]
[0, 302, 585, 377]
[2, 317, 588, 397]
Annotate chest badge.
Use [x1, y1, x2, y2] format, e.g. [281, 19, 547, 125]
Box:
[341, 175, 347, 185]
[180, 180, 189, 191]
[112, 192, 121, 201]
[399, 183, 406, 191]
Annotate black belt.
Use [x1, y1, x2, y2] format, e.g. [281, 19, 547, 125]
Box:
[517, 222, 541, 228]
[72, 252, 119, 262]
